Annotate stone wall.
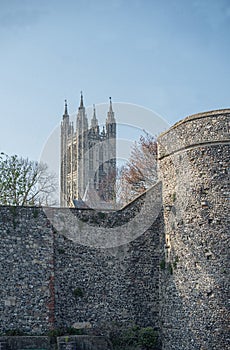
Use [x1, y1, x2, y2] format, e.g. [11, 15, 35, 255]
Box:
[0, 335, 111, 350]
[0, 336, 56, 350]
[52, 204, 163, 332]
[0, 184, 163, 336]
[57, 335, 112, 350]
[0, 109, 229, 350]
[158, 109, 230, 350]
[0, 207, 54, 334]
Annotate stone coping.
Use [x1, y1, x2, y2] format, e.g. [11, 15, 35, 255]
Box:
[158, 108, 230, 139]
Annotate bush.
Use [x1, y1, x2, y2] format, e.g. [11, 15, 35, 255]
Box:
[4, 329, 27, 336]
[122, 324, 140, 346]
[138, 327, 157, 349]
[110, 324, 158, 350]
[73, 287, 84, 298]
[47, 327, 83, 337]
[110, 324, 139, 348]
[160, 260, 166, 270]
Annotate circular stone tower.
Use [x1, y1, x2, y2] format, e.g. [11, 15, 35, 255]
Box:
[158, 110, 229, 350]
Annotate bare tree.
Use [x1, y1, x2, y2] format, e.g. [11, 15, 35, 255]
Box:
[118, 132, 158, 206]
[0, 153, 57, 206]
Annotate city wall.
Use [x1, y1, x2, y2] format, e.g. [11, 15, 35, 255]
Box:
[0, 109, 229, 349]
[158, 109, 229, 349]
[0, 187, 163, 335]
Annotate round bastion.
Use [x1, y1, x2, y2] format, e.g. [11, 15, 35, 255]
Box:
[158, 109, 229, 350]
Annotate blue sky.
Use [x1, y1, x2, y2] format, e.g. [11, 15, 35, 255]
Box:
[0, 0, 229, 161]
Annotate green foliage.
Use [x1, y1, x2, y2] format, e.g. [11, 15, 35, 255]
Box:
[97, 212, 106, 219]
[58, 248, 65, 254]
[10, 206, 17, 216]
[65, 336, 69, 343]
[73, 287, 84, 298]
[168, 262, 173, 275]
[32, 207, 39, 218]
[122, 324, 140, 346]
[110, 324, 158, 350]
[160, 260, 166, 270]
[4, 329, 27, 336]
[47, 327, 83, 337]
[0, 153, 57, 206]
[67, 328, 83, 335]
[47, 329, 62, 337]
[138, 327, 157, 349]
[111, 324, 140, 348]
[173, 256, 179, 269]
[12, 218, 17, 229]
[161, 258, 178, 274]
[172, 192, 176, 202]
[79, 216, 89, 223]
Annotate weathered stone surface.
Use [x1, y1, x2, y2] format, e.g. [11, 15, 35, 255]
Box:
[0, 336, 55, 350]
[0, 208, 54, 334]
[57, 335, 112, 350]
[52, 185, 163, 333]
[72, 322, 92, 329]
[0, 187, 163, 335]
[0, 109, 229, 350]
[158, 109, 230, 350]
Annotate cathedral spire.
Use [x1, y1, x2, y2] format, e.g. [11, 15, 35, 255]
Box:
[76, 91, 88, 132]
[63, 99, 69, 119]
[80, 91, 84, 109]
[64, 99, 68, 115]
[91, 104, 99, 128]
[107, 96, 115, 123]
[93, 104, 96, 118]
[109, 96, 113, 113]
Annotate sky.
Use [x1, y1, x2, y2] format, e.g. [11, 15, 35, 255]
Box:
[0, 0, 229, 162]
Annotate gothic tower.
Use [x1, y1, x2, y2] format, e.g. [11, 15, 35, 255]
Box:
[60, 100, 73, 206]
[104, 97, 116, 201]
[60, 93, 116, 207]
[76, 92, 89, 200]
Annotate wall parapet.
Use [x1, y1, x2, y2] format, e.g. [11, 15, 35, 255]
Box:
[158, 109, 230, 158]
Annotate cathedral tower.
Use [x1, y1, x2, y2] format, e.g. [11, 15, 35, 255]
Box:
[60, 93, 116, 207]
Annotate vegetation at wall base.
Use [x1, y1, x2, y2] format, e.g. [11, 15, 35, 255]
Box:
[47, 327, 84, 337]
[3, 329, 28, 336]
[110, 324, 158, 350]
